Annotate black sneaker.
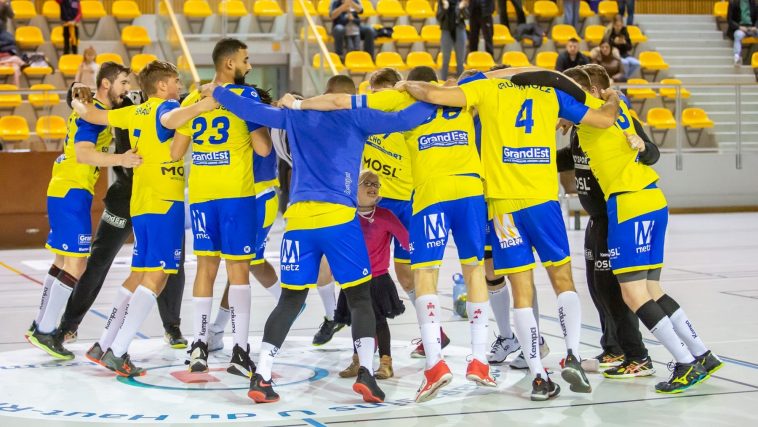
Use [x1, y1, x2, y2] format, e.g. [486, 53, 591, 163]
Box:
[248, 373, 279, 403]
[24, 321, 36, 340]
[188, 340, 209, 373]
[531, 373, 560, 401]
[101, 348, 145, 377]
[696, 350, 724, 375]
[603, 356, 655, 379]
[28, 329, 74, 360]
[655, 361, 708, 394]
[353, 366, 385, 403]
[85, 342, 105, 366]
[312, 317, 345, 346]
[228, 343, 256, 378]
[164, 324, 188, 349]
[594, 350, 625, 368]
[55, 328, 78, 344]
[561, 350, 592, 393]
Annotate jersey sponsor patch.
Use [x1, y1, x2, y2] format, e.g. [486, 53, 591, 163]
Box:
[102, 209, 127, 229]
[417, 130, 468, 151]
[192, 151, 231, 166]
[502, 146, 551, 164]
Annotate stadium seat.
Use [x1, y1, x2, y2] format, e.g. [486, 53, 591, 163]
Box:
[629, 108, 645, 126]
[112, 0, 142, 23]
[752, 52, 758, 80]
[358, 80, 371, 95]
[646, 107, 676, 146]
[552, 24, 581, 46]
[436, 51, 458, 74]
[598, 1, 619, 21]
[345, 51, 376, 75]
[0, 65, 14, 81]
[407, 0, 434, 28]
[219, 0, 248, 17]
[359, 0, 376, 17]
[50, 26, 64, 49]
[29, 84, 60, 108]
[377, 0, 405, 26]
[682, 108, 714, 146]
[58, 54, 83, 78]
[639, 51, 669, 81]
[421, 25, 441, 55]
[81, 0, 107, 36]
[36, 116, 68, 141]
[10, 1, 36, 22]
[312, 52, 345, 72]
[392, 25, 421, 44]
[658, 78, 691, 105]
[0, 115, 30, 142]
[579, 0, 595, 19]
[254, 0, 284, 32]
[42, 0, 61, 22]
[97, 53, 125, 65]
[584, 25, 605, 46]
[714, 0, 728, 29]
[23, 64, 54, 82]
[406, 51, 436, 69]
[121, 26, 152, 52]
[316, 0, 330, 18]
[501, 51, 531, 67]
[184, 0, 212, 33]
[628, 25, 647, 44]
[533, 1, 559, 26]
[14, 26, 44, 51]
[300, 25, 331, 43]
[466, 51, 496, 72]
[505, 0, 529, 19]
[535, 51, 558, 69]
[293, 0, 316, 18]
[493, 24, 516, 46]
[626, 78, 657, 112]
[376, 51, 407, 71]
[0, 85, 22, 109]
[131, 53, 158, 73]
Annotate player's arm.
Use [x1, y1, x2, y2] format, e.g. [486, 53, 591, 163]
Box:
[556, 145, 574, 173]
[208, 84, 287, 129]
[632, 117, 660, 165]
[385, 210, 410, 251]
[251, 127, 273, 156]
[170, 132, 191, 162]
[283, 93, 352, 111]
[484, 66, 544, 79]
[73, 117, 142, 167]
[396, 81, 467, 107]
[576, 91, 621, 129]
[510, 70, 587, 104]
[72, 100, 109, 126]
[355, 101, 436, 134]
[160, 96, 218, 130]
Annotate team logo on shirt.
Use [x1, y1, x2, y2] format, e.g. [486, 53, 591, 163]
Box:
[281, 239, 300, 271]
[418, 131, 468, 151]
[423, 213, 447, 248]
[502, 147, 551, 164]
[494, 214, 523, 249]
[77, 234, 91, 246]
[192, 151, 230, 166]
[635, 220, 654, 253]
[191, 210, 210, 240]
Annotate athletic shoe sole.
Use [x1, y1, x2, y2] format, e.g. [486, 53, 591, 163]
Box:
[352, 383, 384, 403]
[466, 373, 497, 387]
[27, 336, 74, 360]
[189, 363, 209, 374]
[561, 367, 592, 393]
[531, 386, 560, 401]
[415, 372, 453, 403]
[85, 353, 105, 367]
[603, 369, 656, 379]
[705, 362, 725, 376]
[247, 390, 279, 403]
[228, 364, 253, 378]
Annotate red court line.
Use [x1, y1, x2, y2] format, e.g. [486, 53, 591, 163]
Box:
[0, 261, 43, 286]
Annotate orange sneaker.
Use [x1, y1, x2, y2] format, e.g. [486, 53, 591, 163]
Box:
[466, 358, 497, 387]
[415, 359, 453, 403]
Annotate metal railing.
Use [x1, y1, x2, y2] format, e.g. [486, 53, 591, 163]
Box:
[291, 0, 339, 94]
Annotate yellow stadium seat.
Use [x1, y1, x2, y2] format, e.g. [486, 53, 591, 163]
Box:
[502, 51, 531, 67]
[646, 107, 675, 145]
[184, 0, 213, 18]
[627, 25, 647, 44]
[626, 78, 657, 99]
[14, 26, 44, 50]
[421, 24, 441, 50]
[300, 25, 330, 43]
[436, 51, 458, 73]
[29, 84, 60, 108]
[312, 52, 345, 72]
[752, 51, 758, 68]
[317, 0, 331, 18]
[682, 108, 714, 129]
[23, 65, 53, 79]
[81, 0, 107, 19]
[506, 1, 529, 18]
[121, 25, 152, 49]
[0, 84, 22, 109]
[219, 0, 248, 17]
[131, 53, 158, 73]
[358, 80, 371, 94]
[254, 0, 284, 17]
[97, 53, 125, 65]
[0, 116, 30, 142]
[377, 0, 405, 25]
[36, 116, 68, 141]
[376, 51, 407, 70]
[293, 0, 316, 18]
[536, 51, 558, 69]
[584, 25, 605, 46]
[359, 0, 376, 17]
[551, 24, 581, 46]
[11, 1, 36, 21]
[598, 1, 619, 20]
[392, 25, 421, 44]
[345, 51, 377, 74]
[658, 78, 690, 100]
[112, 0, 142, 21]
[406, 0, 434, 21]
[533, 1, 559, 21]
[639, 51, 669, 80]
[466, 51, 496, 72]
[714, 1, 728, 20]
[0, 65, 14, 77]
[579, 0, 595, 19]
[406, 51, 436, 69]
[50, 26, 64, 49]
[42, 0, 60, 21]
[493, 24, 516, 46]
[58, 54, 83, 77]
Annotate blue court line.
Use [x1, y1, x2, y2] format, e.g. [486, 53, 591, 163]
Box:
[89, 308, 149, 339]
[302, 418, 328, 427]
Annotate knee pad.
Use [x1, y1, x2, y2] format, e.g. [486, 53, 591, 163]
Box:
[486, 276, 505, 287]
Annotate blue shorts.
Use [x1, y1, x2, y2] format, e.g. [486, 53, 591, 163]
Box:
[280, 217, 371, 290]
[607, 190, 668, 276]
[485, 217, 494, 254]
[490, 200, 571, 275]
[251, 190, 279, 266]
[378, 197, 412, 263]
[190, 196, 256, 260]
[409, 195, 486, 269]
[46, 188, 93, 257]
[132, 202, 185, 274]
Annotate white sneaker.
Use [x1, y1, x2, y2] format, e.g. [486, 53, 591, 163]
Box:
[735, 54, 741, 65]
[539, 336, 550, 359]
[510, 336, 550, 370]
[208, 328, 224, 352]
[486, 334, 521, 364]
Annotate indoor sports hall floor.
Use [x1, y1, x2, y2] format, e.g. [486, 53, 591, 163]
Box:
[1, 212, 757, 426]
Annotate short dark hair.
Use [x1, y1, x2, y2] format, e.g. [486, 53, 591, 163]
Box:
[96, 61, 130, 89]
[325, 75, 356, 94]
[138, 60, 178, 96]
[370, 67, 403, 89]
[241, 83, 273, 105]
[568, 37, 580, 44]
[582, 64, 611, 90]
[407, 66, 437, 83]
[212, 38, 248, 67]
[563, 67, 591, 90]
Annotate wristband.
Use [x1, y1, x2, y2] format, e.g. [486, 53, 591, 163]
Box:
[292, 99, 303, 110]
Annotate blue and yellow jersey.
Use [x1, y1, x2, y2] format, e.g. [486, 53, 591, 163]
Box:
[362, 117, 413, 201]
[461, 78, 588, 203]
[47, 100, 112, 198]
[107, 97, 184, 216]
[178, 84, 261, 204]
[576, 95, 660, 199]
[254, 149, 279, 194]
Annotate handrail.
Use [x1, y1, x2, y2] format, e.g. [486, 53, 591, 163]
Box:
[160, 0, 201, 88]
[298, 0, 338, 76]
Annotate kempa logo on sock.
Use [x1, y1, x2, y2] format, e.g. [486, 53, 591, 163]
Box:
[529, 327, 538, 359]
[104, 307, 118, 329]
[230, 307, 236, 333]
[558, 307, 567, 337]
[686, 320, 698, 339]
[200, 314, 208, 336]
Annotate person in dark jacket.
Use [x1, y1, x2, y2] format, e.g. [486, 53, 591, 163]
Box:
[330, 0, 375, 58]
[497, 0, 525, 28]
[0, 0, 15, 35]
[468, 0, 493, 57]
[726, 0, 758, 64]
[556, 37, 589, 72]
[58, 0, 82, 54]
[606, 15, 640, 79]
[439, 0, 468, 79]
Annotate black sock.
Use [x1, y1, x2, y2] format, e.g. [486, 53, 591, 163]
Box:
[655, 294, 681, 317]
[376, 320, 391, 357]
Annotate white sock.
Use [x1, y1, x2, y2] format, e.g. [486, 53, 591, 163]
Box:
[467, 301, 489, 363]
[37, 278, 74, 334]
[557, 291, 582, 358]
[355, 337, 375, 372]
[34, 269, 58, 324]
[98, 287, 133, 350]
[317, 282, 337, 321]
[532, 285, 540, 328]
[193, 297, 213, 343]
[265, 280, 282, 301]
[110, 285, 156, 356]
[406, 288, 417, 306]
[650, 317, 695, 364]
[669, 308, 708, 358]
[211, 307, 230, 333]
[415, 294, 443, 369]
[513, 307, 545, 377]
[488, 286, 512, 338]
[228, 284, 251, 348]
[257, 342, 278, 381]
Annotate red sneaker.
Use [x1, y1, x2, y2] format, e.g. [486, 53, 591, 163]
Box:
[466, 358, 496, 387]
[415, 359, 453, 403]
[410, 328, 451, 359]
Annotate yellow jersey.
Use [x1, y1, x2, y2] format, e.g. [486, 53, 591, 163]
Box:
[363, 131, 413, 201]
[108, 97, 185, 216]
[178, 84, 260, 204]
[47, 100, 112, 198]
[576, 95, 659, 199]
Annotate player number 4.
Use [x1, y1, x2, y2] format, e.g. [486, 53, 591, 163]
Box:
[515, 99, 534, 134]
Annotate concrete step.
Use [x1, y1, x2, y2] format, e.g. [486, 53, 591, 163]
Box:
[713, 123, 758, 133]
[637, 14, 716, 23]
[669, 65, 757, 75]
[640, 22, 719, 31]
[652, 39, 731, 48]
[715, 141, 758, 151]
[690, 93, 758, 103]
[666, 56, 735, 66]
[707, 111, 758, 121]
[657, 46, 733, 56]
[644, 30, 725, 40]
[689, 87, 758, 95]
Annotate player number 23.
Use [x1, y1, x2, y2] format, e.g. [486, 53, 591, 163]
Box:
[192, 116, 230, 145]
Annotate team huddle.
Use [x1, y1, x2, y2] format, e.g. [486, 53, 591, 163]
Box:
[25, 37, 724, 405]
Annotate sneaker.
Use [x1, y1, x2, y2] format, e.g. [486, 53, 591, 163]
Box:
[696, 350, 724, 375]
[207, 328, 224, 352]
[595, 350, 624, 368]
[539, 336, 550, 358]
[248, 373, 279, 403]
[353, 366, 385, 403]
[339, 354, 361, 378]
[603, 356, 655, 379]
[101, 349, 145, 377]
[735, 53, 741, 65]
[466, 358, 497, 387]
[28, 329, 74, 360]
[561, 350, 592, 393]
[486, 333, 520, 365]
[531, 373, 561, 401]
[188, 340, 209, 373]
[85, 342, 105, 366]
[511, 337, 549, 369]
[24, 321, 36, 339]
[228, 343, 256, 378]
[164, 325, 188, 349]
[415, 359, 453, 403]
[655, 361, 708, 394]
[375, 355, 393, 380]
[410, 328, 451, 358]
[57, 329, 78, 344]
[312, 317, 345, 346]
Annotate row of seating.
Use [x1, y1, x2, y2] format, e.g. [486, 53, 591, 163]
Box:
[0, 115, 67, 142]
[0, 84, 62, 109]
[14, 25, 151, 51]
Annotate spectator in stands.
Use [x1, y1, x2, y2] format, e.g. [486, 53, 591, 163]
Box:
[618, 0, 635, 25]
[556, 37, 589, 72]
[439, 0, 468, 79]
[0, 0, 14, 35]
[497, 0, 525, 28]
[606, 15, 640, 79]
[59, 0, 82, 55]
[0, 53, 24, 86]
[330, 0, 375, 58]
[564, 0, 580, 29]
[468, 0, 493, 56]
[727, 0, 758, 65]
[75, 46, 99, 90]
[513, 22, 546, 47]
[593, 40, 625, 82]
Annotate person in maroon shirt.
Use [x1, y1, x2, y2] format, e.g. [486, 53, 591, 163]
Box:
[335, 170, 409, 379]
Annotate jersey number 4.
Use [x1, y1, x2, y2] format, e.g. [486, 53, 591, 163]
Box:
[192, 116, 230, 145]
[515, 99, 534, 134]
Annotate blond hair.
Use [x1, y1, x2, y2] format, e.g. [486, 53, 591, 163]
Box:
[138, 60, 178, 96]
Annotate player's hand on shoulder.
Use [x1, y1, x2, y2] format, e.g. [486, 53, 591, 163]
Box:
[600, 88, 620, 102]
[119, 147, 143, 168]
[278, 93, 297, 109]
[200, 82, 220, 99]
[556, 118, 573, 136]
[624, 131, 645, 152]
[394, 81, 410, 92]
[72, 85, 94, 104]
[197, 95, 219, 112]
